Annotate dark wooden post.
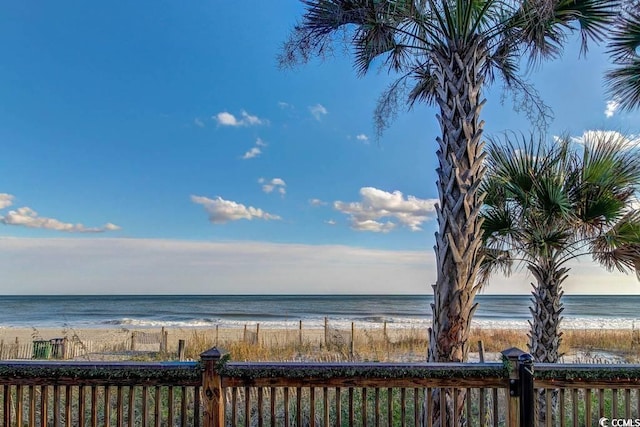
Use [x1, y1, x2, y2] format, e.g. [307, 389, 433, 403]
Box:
[518, 352, 534, 427]
[324, 317, 328, 347]
[177, 340, 185, 361]
[161, 327, 168, 353]
[350, 322, 355, 358]
[501, 347, 533, 427]
[299, 320, 303, 345]
[201, 347, 225, 427]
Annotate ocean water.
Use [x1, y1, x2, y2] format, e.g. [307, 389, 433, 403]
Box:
[0, 294, 638, 330]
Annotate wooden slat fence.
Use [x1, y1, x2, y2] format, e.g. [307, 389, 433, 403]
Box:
[0, 361, 201, 426]
[0, 339, 94, 360]
[534, 363, 640, 427]
[130, 327, 168, 352]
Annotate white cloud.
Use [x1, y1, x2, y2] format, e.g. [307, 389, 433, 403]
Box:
[325, 219, 336, 225]
[0, 238, 434, 294]
[0, 207, 121, 233]
[191, 195, 281, 224]
[259, 178, 286, 195]
[240, 110, 263, 126]
[352, 219, 396, 233]
[334, 187, 438, 232]
[356, 134, 369, 143]
[309, 198, 327, 207]
[242, 147, 262, 160]
[215, 111, 239, 126]
[0, 193, 14, 209]
[309, 104, 328, 121]
[194, 118, 205, 128]
[278, 101, 291, 109]
[571, 130, 640, 147]
[605, 100, 620, 118]
[214, 110, 267, 127]
[241, 137, 267, 160]
[0, 237, 639, 295]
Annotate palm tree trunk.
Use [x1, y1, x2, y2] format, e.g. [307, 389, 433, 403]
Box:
[528, 255, 569, 426]
[427, 37, 487, 426]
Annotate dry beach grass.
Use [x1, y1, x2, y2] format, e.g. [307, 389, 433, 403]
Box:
[1, 324, 639, 363]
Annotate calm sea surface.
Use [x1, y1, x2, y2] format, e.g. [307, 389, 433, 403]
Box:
[0, 294, 638, 330]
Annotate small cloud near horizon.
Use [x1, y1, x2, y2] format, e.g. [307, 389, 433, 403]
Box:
[334, 187, 437, 233]
[191, 195, 281, 223]
[0, 193, 14, 209]
[1, 206, 120, 233]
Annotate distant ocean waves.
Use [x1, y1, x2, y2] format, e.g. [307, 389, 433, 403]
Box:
[0, 294, 638, 330]
[97, 316, 640, 331]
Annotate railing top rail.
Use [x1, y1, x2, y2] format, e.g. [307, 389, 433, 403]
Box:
[0, 360, 201, 386]
[224, 361, 504, 368]
[535, 363, 640, 385]
[0, 360, 199, 369]
[536, 363, 640, 370]
[218, 361, 509, 388]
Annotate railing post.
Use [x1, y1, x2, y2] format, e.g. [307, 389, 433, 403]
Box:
[201, 347, 226, 427]
[518, 353, 534, 427]
[501, 347, 530, 427]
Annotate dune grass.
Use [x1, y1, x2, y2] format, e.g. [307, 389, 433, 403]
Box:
[179, 326, 640, 363]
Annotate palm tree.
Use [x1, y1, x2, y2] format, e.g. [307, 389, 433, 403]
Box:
[281, 1, 620, 424]
[481, 131, 640, 364]
[606, 0, 640, 110]
[481, 131, 640, 424]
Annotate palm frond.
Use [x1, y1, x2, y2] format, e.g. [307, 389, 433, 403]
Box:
[607, 3, 640, 62]
[406, 64, 438, 107]
[504, 0, 619, 63]
[591, 211, 640, 277]
[604, 1, 640, 110]
[353, 22, 398, 75]
[477, 247, 513, 287]
[605, 62, 640, 111]
[554, 0, 621, 55]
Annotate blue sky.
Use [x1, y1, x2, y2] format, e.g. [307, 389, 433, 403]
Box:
[1, 2, 639, 294]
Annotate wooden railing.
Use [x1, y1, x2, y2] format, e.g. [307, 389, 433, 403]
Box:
[1, 347, 640, 426]
[534, 363, 640, 427]
[0, 360, 202, 426]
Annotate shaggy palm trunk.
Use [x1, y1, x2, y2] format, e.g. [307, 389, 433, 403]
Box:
[427, 37, 487, 427]
[528, 254, 569, 426]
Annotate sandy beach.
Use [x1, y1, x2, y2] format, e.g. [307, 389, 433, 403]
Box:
[1, 324, 638, 363]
